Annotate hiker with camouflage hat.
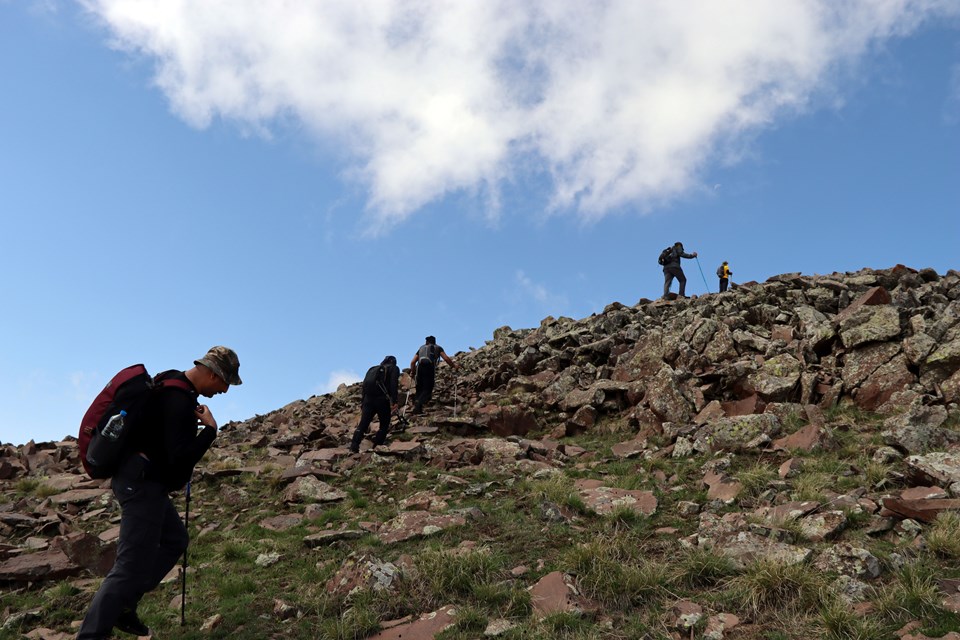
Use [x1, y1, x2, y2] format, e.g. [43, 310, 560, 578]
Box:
[410, 336, 459, 415]
[77, 346, 242, 639]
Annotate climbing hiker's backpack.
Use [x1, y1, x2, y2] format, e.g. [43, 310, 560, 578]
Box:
[716, 264, 725, 278]
[78, 364, 192, 479]
[361, 365, 387, 398]
[657, 247, 674, 266]
[417, 343, 441, 364]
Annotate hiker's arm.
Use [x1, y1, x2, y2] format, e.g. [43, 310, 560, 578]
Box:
[410, 353, 419, 369]
[163, 392, 216, 471]
[682, 251, 697, 259]
[440, 350, 459, 369]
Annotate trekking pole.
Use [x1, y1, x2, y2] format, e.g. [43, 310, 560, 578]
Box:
[181, 480, 190, 627]
[695, 256, 711, 293]
[453, 372, 459, 418]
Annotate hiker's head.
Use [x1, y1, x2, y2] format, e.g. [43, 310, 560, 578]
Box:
[674, 241, 683, 249]
[382, 355, 397, 366]
[193, 346, 242, 396]
[425, 336, 436, 345]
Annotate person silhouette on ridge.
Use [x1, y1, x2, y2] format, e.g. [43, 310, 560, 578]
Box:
[662, 241, 697, 298]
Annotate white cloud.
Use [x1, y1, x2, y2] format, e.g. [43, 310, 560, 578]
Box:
[80, 0, 959, 226]
[317, 369, 360, 395]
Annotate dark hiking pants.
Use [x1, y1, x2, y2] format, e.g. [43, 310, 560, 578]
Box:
[414, 359, 436, 410]
[719, 278, 729, 292]
[78, 455, 188, 639]
[351, 398, 391, 448]
[663, 266, 686, 297]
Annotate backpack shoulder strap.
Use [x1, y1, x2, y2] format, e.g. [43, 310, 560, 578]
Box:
[157, 378, 195, 395]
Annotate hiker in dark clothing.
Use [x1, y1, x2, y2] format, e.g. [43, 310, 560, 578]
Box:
[662, 242, 698, 298]
[718, 260, 732, 292]
[409, 336, 459, 414]
[350, 356, 400, 453]
[77, 347, 241, 640]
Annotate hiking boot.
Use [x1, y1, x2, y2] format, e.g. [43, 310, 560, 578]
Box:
[116, 609, 149, 636]
[410, 406, 422, 415]
[348, 444, 360, 454]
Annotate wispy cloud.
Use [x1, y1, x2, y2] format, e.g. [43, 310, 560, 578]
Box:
[317, 369, 360, 395]
[514, 269, 567, 308]
[80, 1, 959, 226]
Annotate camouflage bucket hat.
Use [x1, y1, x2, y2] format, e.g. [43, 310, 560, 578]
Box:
[195, 346, 242, 386]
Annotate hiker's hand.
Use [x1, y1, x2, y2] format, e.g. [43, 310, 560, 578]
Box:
[692, 251, 698, 257]
[196, 405, 218, 430]
[391, 403, 399, 413]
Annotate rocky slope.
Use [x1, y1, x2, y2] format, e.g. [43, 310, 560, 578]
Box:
[2, 265, 960, 639]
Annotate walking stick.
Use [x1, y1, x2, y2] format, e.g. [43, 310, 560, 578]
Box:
[695, 256, 711, 293]
[453, 371, 459, 418]
[181, 480, 190, 626]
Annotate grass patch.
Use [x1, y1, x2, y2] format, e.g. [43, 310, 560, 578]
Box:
[926, 511, 960, 559]
[727, 560, 829, 615]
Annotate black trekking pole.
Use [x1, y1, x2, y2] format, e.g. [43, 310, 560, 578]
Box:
[695, 256, 712, 293]
[181, 479, 190, 627]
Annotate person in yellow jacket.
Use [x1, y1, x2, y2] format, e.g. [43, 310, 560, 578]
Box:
[717, 261, 733, 292]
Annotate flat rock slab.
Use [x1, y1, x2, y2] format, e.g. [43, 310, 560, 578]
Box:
[303, 529, 366, 547]
[703, 472, 741, 503]
[881, 498, 960, 524]
[377, 511, 466, 545]
[611, 436, 648, 458]
[772, 424, 831, 452]
[259, 514, 304, 531]
[574, 479, 657, 516]
[713, 532, 811, 570]
[47, 489, 108, 505]
[530, 571, 593, 618]
[282, 476, 347, 504]
[0, 549, 80, 582]
[906, 452, 960, 489]
[366, 605, 457, 640]
[325, 555, 402, 598]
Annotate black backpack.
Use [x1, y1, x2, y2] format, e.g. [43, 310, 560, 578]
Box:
[657, 247, 674, 266]
[716, 265, 725, 278]
[361, 365, 387, 397]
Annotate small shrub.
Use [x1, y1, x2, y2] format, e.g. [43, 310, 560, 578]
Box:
[874, 562, 945, 624]
[736, 463, 777, 501]
[220, 541, 250, 562]
[676, 547, 738, 588]
[728, 560, 829, 615]
[818, 598, 888, 640]
[926, 512, 960, 559]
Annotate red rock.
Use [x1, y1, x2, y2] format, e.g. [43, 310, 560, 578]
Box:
[772, 423, 828, 452]
[574, 480, 657, 516]
[881, 498, 960, 524]
[835, 286, 892, 325]
[721, 394, 758, 417]
[366, 605, 457, 640]
[377, 511, 466, 544]
[0, 549, 80, 582]
[900, 486, 948, 501]
[530, 571, 587, 618]
[259, 514, 304, 531]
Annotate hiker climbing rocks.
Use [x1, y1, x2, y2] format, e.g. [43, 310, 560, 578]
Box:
[410, 336, 459, 414]
[659, 241, 698, 298]
[77, 347, 241, 640]
[717, 260, 732, 292]
[349, 355, 400, 453]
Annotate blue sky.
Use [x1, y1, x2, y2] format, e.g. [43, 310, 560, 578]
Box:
[1, 1, 958, 446]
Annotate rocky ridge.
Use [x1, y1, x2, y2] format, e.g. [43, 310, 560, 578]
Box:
[3, 264, 960, 639]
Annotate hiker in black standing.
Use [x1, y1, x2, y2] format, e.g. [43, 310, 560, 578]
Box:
[410, 336, 459, 414]
[349, 355, 400, 453]
[717, 260, 733, 292]
[77, 347, 242, 640]
[662, 241, 698, 298]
